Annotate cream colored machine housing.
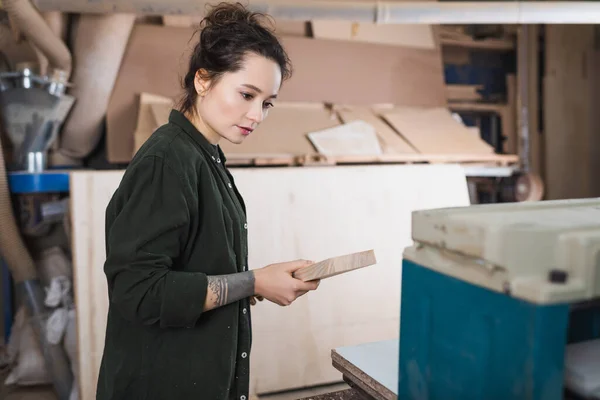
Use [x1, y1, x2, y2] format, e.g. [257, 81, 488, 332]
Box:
[404, 198, 600, 305]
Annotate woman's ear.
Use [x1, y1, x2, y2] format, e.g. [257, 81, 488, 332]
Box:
[194, 69, 210, 97]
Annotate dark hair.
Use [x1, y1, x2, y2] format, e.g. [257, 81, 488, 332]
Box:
[177, 2, 292, 115]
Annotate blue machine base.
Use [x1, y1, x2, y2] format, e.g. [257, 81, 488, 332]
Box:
[399, 259, 570, 400]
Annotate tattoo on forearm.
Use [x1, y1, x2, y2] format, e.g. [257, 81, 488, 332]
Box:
[207, 271, 255, 309]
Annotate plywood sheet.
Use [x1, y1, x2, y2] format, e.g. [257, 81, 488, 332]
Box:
[106, 24, 446, 163]
[380, 107, 494, 155]
[277, 36, 446, 107]
[337, 107, 416, 154]
[70, 171, 126, 400]
[219, 103, 339, 157]
[311, 21, 435, 49]
[70, 164, 470, 398]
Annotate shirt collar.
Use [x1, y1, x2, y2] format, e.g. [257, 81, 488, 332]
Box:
[168, 109, 227, 163]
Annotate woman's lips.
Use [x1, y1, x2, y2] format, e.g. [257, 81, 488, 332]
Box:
[237, 126, 253, 135]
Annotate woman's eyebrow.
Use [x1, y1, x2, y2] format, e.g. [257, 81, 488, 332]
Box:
[241, 83, 277, 98]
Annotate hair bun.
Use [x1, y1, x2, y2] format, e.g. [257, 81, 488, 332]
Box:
[203, 2, 260, 28]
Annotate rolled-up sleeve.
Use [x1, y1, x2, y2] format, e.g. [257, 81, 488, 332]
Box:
[104, 155, 207, 329]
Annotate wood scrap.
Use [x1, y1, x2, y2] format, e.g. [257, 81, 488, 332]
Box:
[336, 107, 417, 154]
[446, 84, 483, 102]
[292, 250, 377, 282]
[307, 121, 383, 156]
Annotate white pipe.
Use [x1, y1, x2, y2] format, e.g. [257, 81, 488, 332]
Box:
[31, 1, 600, 24]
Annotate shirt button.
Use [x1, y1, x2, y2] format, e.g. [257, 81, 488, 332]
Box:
[217, 158, 221, 163]
[241, 396, 246, 400]
[228, 183, 232, 188]
[241, 352, 247, 358]
[244, 223, 247, 229]
[243, 308, 247, 314]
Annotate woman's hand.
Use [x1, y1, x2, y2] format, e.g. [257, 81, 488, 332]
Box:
[249, 295, 263, 306]
[253, 260, 320, 306]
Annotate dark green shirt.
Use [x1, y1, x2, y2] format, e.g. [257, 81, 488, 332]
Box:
[96, 110, 252, 400]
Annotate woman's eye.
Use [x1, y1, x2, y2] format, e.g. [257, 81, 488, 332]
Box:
[241, 92, 253, 100]
[264, 102, 273, 109]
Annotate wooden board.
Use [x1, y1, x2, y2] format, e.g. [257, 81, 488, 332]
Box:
[544, 25, 595, 200]
[293, 250, 377, 282]
[69, 164, 470, 398]
[379, 107, 494, 155]
[106, 24, 446, 163]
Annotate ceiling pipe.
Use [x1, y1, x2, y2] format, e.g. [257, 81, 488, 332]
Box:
[30, 1, 600, 24]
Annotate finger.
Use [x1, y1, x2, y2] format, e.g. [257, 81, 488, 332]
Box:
[256, 295, 264, 301]
[296, 290, 308, 298]
[285, 259, 314, 272]
[250, 297, 256, 305]
[297, 279, 320, 291]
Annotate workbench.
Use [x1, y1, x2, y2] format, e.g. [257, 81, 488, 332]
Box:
[299, 340, 398, 400]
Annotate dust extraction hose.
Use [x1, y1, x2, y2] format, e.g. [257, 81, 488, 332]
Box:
[2, 0, 72, 77]
[58, 13, 135, 160]
[0, 1, 74, 399]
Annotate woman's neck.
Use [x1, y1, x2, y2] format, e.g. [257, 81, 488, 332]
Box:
[185, 110, 221, 145]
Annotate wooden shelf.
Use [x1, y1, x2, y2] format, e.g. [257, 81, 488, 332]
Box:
[441, 37, 515, 51]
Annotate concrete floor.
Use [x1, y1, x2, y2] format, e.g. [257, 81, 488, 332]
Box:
[0, 364, 347, 400]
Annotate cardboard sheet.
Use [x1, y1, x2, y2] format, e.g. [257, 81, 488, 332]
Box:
[106, 24, 446, 163]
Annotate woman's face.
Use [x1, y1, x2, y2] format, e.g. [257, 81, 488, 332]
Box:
[194, 52, 282, 145]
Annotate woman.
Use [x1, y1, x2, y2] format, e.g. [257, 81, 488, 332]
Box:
[96, 3, 320, 399]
